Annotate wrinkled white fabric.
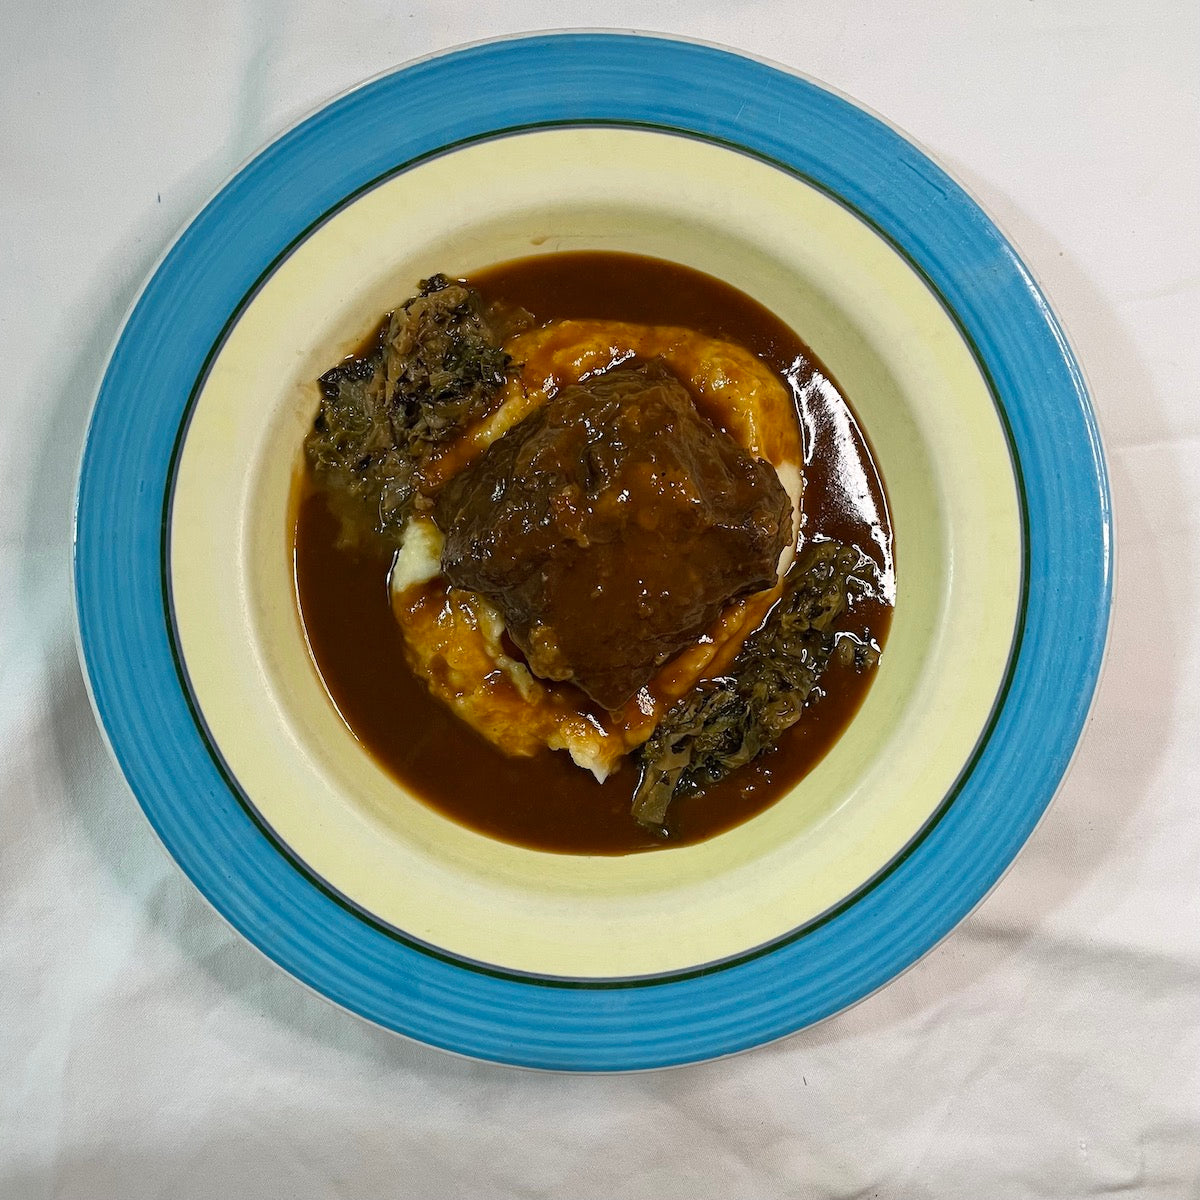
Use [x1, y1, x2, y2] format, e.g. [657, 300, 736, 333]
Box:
[2, 2, 1198, 1197]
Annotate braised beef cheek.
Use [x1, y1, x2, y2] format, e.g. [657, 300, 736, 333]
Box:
[433, 360, 793, 710]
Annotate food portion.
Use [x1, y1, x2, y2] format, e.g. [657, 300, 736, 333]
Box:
[306, 275, 530, 541]
[296, 252, 893, 852]
[633, 540, 878, 826]
[435, 360, 792, 710]
[384, 316, 808, 783]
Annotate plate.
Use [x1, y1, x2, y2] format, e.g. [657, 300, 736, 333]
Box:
[74, 33, 1112, 1069]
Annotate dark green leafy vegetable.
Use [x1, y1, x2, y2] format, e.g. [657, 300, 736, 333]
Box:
[305, 274, 528, 543]
[632, 539, 879, 830]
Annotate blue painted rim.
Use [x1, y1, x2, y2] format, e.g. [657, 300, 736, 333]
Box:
[74, 33, 1112, 1070]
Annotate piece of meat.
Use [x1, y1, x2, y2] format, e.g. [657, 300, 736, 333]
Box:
[433, 360, 793, 710]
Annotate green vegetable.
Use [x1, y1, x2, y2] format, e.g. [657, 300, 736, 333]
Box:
[305, 274, 525, 543]
[632, 540, 879, 829]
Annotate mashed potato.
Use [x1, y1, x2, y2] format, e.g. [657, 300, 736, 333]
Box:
[388, 320, 804, 780]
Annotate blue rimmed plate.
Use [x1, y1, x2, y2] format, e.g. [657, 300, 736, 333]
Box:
[74, 32, 1111, 1070]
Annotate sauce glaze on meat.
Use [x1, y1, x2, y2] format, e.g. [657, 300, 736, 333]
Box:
[435, 360, 792, 710]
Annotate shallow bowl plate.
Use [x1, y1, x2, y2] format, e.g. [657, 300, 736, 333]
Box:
[75, 33, 1111, 1070]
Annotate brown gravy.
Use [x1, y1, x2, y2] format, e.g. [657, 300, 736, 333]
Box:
[294, 252, 893, 854]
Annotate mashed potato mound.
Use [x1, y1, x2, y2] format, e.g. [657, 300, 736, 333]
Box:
[388, 320, 804, 780]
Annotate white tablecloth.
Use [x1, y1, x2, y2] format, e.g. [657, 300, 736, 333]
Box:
[3, 3, 1198, 1196]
